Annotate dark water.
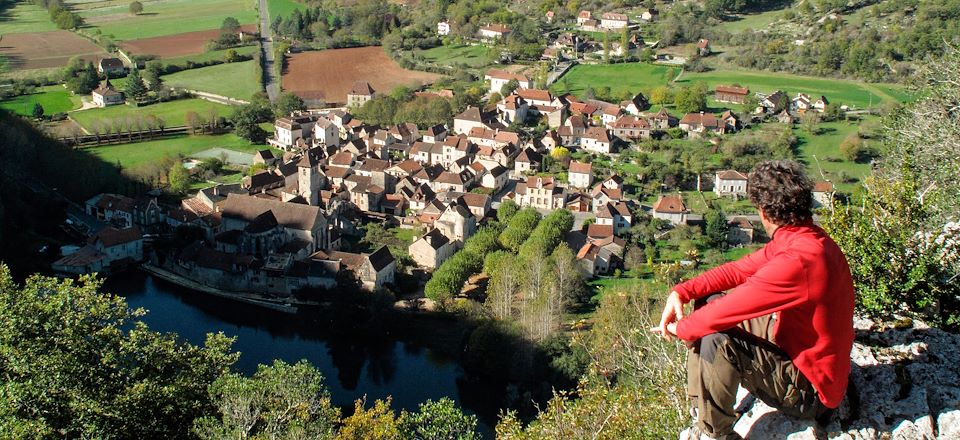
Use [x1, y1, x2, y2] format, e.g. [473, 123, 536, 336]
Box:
[103, 271, 500, 437]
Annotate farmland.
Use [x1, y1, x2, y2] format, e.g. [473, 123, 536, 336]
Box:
[267, 0, 306, 20]
[88, 133, 266, 169]
[0, 30, 109, 71]
[550, 63, 681, 97]
[70, 0, 258, 41]
[0, 1, 57, 34]
[282, 47, 441, 105]
[119, 25, 257, 59]
[0, 85, 82, 116]
[162, 61, 260, 100]
[793, 120, 872, 193]
[552, 63, 911, 109]
[161, 45, 259, 67]
[70, 98, 234, 131]
[413, 44, 493, 69]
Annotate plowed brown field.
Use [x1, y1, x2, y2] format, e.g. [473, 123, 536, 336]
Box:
[281, 47, 441, 105]
[119, 25, 257, 58]
[0, 30, 109, 71]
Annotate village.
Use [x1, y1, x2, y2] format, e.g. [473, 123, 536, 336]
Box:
[51, 67, 838, 309]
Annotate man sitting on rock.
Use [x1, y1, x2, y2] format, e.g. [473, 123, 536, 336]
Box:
[653, 160, 855, 440]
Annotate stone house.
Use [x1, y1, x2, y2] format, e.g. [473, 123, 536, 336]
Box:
[515, 147, 542, 175]
[568, 161, 593, 189]
[609, 115, 651, 140]
[347, 81, 375, 108]
[652, 194, 688, 225]
[714, 170, 748, 197]
[596, 201, 632, 235]
[727, 217, 755, 246]
[680, 112, 726, 138]
[91, 80, 124, 108]
[97, 58, 125, 77]
[221, 194, 329, 252]
[53, 226, 144, 275]
[435, 203, 477, 243]
[649, 108, 678, 130]
[479, 24, 512, 41]
[715, 85, 750, 104]
[813, 181, 834, 208]
[600, 12, 629, 29]
[581, 127, 614, 153]
[480, 165, 509, 191]
[409, 228, 456, 269]
[514, 176, 566, 210]
[86, 193, 135, 228]
[483, 69, 531, 95]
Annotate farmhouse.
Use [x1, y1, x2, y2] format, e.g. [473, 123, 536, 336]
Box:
[577, 10, 592, 25]
[437, 21, 450, 36]
[609, 115, 651, 140]
[479, 24, 512, 40]
[271, 115, 318, 149]
[653, 194, 688, 225]
[581, 127, 614, 153]
[697, 39, 712, 56]
[97, 58, 125, 77]
[759, 90, 788, 113]
[714, 170, 748, 197]
[728, 217, 755, 246]
[347, 81, 376, 108]
[409, 228, 455, 269]
[600, 12, 629, 29]
[813, 181, 835, 208]
[91, 79, 124, 108]
[715, 85, 750, 104]
[679, 112, 725, 137]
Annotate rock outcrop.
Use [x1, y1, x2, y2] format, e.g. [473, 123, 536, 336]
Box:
[731, 317, 960, 439]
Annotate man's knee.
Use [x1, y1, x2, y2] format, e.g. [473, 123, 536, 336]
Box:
[698, 332, 732, 364]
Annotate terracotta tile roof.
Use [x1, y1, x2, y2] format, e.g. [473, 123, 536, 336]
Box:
[90, 226, 142, 247]
[587, 224, 614, 239]
[716, 85, 749, 95]
[653, 195, 687, 214]
[485, 69, 527, 82]
[517, 88, 552, 102]
[716, 170, 748, 180]
[813, 181, 834, 192]
[349, 81, 375, 95]
[222, 194, 323, 231]
[569, 161, 592, 174]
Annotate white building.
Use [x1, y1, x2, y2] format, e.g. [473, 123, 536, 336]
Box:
[568, 161, 593, 189]
[437, 21, 451, 36]
[600, 12, 629, 29]
[484, 69, 531, 95]
[714, 170, 748, 197]
[652, 194, 688, 225]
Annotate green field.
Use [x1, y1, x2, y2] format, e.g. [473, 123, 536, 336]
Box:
[73, 0, 258, 40]
[551, 63, 681, 97]
[0, 1, 58, 34]
[162, 45, 259, 67]
[70, 98, 234, 130]
[553, 63, 911, 109]
[719, 8, 788, 33]
[793, 120, 872, 193]
[0, 85, 82, 116]
[89, 133, 265, 168]
[415, 44, 493, 68]
[266, 0, 306, 20]
[162, 61, 260, 100]
[679, 69, 909, 109]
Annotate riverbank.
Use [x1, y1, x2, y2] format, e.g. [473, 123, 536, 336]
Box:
[140, 263, 304, 313]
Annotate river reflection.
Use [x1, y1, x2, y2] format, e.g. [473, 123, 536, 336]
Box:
[103, 271, 501, 437]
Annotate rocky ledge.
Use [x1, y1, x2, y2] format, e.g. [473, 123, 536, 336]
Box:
[730, 317, 960, 439]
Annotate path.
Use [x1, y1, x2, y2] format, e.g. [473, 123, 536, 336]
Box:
[257, 0, 279, 102]
[186, 90, 250, 106]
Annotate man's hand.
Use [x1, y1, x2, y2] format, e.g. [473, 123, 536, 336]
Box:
[651, 290, 685, 340]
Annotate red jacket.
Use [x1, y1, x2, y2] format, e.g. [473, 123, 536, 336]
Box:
[673, 223, 854, 408]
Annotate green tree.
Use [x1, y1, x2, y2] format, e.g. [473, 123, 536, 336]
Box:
[839, 134, 862, 161]
[500, 78, 520, 97]
[497, 199, 519, 223]
[129, 1, 143, 15]
[603, 30, 611, 63]
[704, 206, 729, 249]
[336, 398, 400, 440]
[650, 86, 673, 106]
[274, 91, 306, 117]
[143, 62, 163, 91]
[620, 27, 630, 58]
[0, 267, 237, 439]
[124, 68, 148, 100]
[194, 360, 339, 440]
[31, 102, 44, 120]
[673, 85, 706, 113]
[218, 17, 241, 46]
[399, 398, 480, 440]
[168, 162, 190, 193]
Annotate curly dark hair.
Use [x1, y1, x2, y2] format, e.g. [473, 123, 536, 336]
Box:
[747, 160, 814, 226]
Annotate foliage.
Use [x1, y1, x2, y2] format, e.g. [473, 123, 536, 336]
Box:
[194, 360, 339, 440]
[704, 206, 729, 249]
[0, 267, 237, 439]
[424, 226, 503, 306]
[274, 91, 306, 117]
[397, 398, 480, 440]
[839, 134, 862, 162]
[168, 162, 191, 193]
[129, 1, 143, 15]
[31, 102, 44, 120]
[497, 199, 519, 223]
[498, 208, 541, 252]
[497, 287, 688, 438]
[65, 60, 100, 95]
[124, 69, 149, 100]
[673, 82, 708, 114]
[336, 398, 400, 440]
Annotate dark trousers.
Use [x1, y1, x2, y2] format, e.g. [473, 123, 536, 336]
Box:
[687, 295, 828, 438]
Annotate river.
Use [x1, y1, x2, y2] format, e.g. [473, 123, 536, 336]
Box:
[103, 271, 502, 437]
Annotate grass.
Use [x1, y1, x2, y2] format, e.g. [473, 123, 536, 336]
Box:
[550, 63, 681, 98]
[266, 0, 306, 20]
[793, 119, 873, 193]
[88, 133, 266, 168]
[70, 98, 235, 131]
[162, 45, 259, 67]
[719, 8, 788, 33]
[0, 0, 58, 34]
[162, 61, 260, 100]
[0, 85, 82, 116]
[75, 0, 258, 41]
[414, 44, 493, 68]
[678, 69, 909, 109]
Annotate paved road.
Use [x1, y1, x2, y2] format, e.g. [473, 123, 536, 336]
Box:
[258, 0, 279, 102]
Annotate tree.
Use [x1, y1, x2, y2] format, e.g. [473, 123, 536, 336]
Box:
[274, 91, 306, 117]
[0, 267, 237, 439]
[217, 17, 241, 47]
[500, 79, 519, 97]
[704, 206, 729, 249]
[31, 102, 44, 120]
[235, 122, 268, 144]
[674, 85, 707, 113]
[603, 30, 611, 63]
[185, 111, 202, 134]
[143, 62, 163, 92]
[497, 199, 519, 223]
[168, 162, 190, 193]
[129, 1, 143, 15]
[649, 86, 673, 106]
[225, 49, 240, 62]
[124, 69, 148, 100]
[399, 398, 480, 440]
[337, 398, 400, 440]
[839, 134, 862, 161]
[550, 146, 570, 161]
[194, 360, 339, 440]
[742, 94, 760, 115]
[620, 27, 630, 58]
